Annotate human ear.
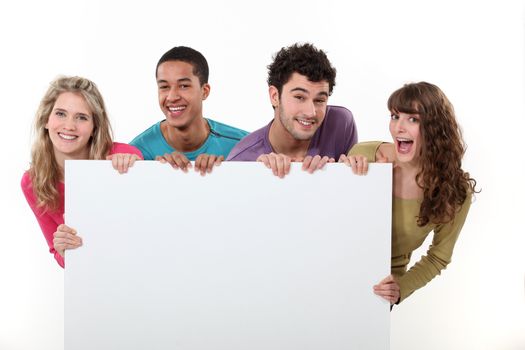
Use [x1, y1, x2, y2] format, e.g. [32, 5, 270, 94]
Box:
[269, 86, 279, 108]
[201, 83, 211, 100]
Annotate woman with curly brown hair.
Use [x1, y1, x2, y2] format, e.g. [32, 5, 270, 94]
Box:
[344, 82, 477, 304]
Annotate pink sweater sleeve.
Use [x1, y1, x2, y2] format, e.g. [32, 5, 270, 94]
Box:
[21, 172, 65, 268]
[109, 142, 144, 159]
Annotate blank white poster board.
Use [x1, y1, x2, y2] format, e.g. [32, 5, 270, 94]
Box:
[65, 161, 392, 350]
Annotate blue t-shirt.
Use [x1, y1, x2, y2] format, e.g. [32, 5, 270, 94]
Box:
[131, 118, 249, 160]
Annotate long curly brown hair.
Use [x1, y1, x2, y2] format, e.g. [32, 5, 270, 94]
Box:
[388, 82, 477, 226]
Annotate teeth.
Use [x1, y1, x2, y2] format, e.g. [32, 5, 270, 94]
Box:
[59, 133, 77, 140]
[169, 106, 185, 112]
[397, 137, 412, 142]
[297, 119, 313, 126]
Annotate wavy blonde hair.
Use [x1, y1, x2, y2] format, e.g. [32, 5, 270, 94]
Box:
[388, 82, 477, 226]
[29, 76, 113, 211]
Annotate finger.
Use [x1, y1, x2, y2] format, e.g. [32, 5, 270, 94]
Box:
[338, 154, 352, 167]
[155, 155, 167, 164]
[54, 235, 82, 247]
[269, 155, 278, 177]
[215, 155, 224, 166]
[256, 154, 271, 168]
[302, 156, 313, 171]
[307, 155, 321, 173]
[118, 154, 127, 174]
[205, 155, 216, 174]
[328, 157, 336, 163]
[57, 224, 76, 234]
[163, 153, 179, 169]
[174, 154, 191, 172]
[284, 156, 291, 176]
[276, 155, 285, 178]
[317, 156, 330, 169]
[194, 154, 207, 174]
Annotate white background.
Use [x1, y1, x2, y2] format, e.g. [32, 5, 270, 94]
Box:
[0, 0, 523, 349]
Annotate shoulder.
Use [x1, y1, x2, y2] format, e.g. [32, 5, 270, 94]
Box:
[110, 142, 144, 158]
[207, 118, 249, 140]
[130, 121, 162, 144]
[21, 171, 33, 192]
[349, 141, 389, 161]
[226, 124, 270, 161]
[325, 105, 355, 124]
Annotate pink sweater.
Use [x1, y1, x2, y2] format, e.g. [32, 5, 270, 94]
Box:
[21, 142, 142, 268]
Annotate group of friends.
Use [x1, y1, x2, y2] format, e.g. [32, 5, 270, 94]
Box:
[21, 43, 477, 305]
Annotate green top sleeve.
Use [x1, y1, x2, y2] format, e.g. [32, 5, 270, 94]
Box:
[348, 141, 383, 162]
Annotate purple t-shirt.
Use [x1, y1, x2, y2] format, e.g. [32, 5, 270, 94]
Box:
[226, 105, 358, 161]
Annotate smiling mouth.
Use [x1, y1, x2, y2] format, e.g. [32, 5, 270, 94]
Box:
[168, 106, 186, 113]
[296, 118, 315, 127]
[396, 138, 413, 154]
[58, 133, 78, 141]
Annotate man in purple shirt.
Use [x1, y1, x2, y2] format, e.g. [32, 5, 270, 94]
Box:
[226, 43, 358, 177]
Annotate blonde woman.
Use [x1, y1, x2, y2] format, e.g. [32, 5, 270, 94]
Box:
[21, 76, 143, 268]
[343, 82, 477, 304]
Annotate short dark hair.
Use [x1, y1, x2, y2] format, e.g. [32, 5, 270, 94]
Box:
[156, 46, 209, 85]
[267, 43, 336, 96]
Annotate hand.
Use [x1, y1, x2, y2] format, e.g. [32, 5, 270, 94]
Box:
[194, 154, 224, 176]
[53, 224, 82, 258]
[373, 274, 400, 305]
[338, 154, 368, 175]
[256, 152, 292, 178]
[106, 153, 140, 174]
[302, 155, 335, 173]
[156, 152, 192, 172]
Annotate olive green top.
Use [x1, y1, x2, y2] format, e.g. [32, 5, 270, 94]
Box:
[349, 141, 472, 302]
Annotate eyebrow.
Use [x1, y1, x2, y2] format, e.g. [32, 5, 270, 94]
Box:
[157, 77, 192, 84]
[290, 87, 329, 98]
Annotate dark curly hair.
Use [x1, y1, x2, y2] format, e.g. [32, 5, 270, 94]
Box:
[388, 82, 477, 226]
[267, 43, 336, 96]
[156, 46, 209, 85]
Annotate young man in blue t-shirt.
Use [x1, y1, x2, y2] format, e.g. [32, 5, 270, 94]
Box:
[131, 46, 248, 174]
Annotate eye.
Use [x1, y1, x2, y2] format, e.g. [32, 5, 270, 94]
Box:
[158, 85, 169, 90]
[314, 99, 327, 104]
[408, 116, 420, 123]
[77, 114, 90, 121]
[294, 95, 305, 101]
[179, 84, 190, 89]
[55, 111, 66, 118]
[390, 114, 399, 120]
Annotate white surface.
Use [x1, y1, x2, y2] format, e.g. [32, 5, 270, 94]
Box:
[64, 161, 392, 350]
[2, 1, 524, 349]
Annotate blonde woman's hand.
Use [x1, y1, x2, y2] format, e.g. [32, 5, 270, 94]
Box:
[53, 224, 82, 258]
[107, 153, 141, 174]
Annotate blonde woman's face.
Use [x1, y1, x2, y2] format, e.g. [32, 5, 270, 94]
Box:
[45, 92, 94, 161]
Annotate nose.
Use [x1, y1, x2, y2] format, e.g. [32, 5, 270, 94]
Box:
[303, 100, 316, 118]
[167, 87, 181, 101]
[394, 118, 406, 133]
[64, 116, 76, 130]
